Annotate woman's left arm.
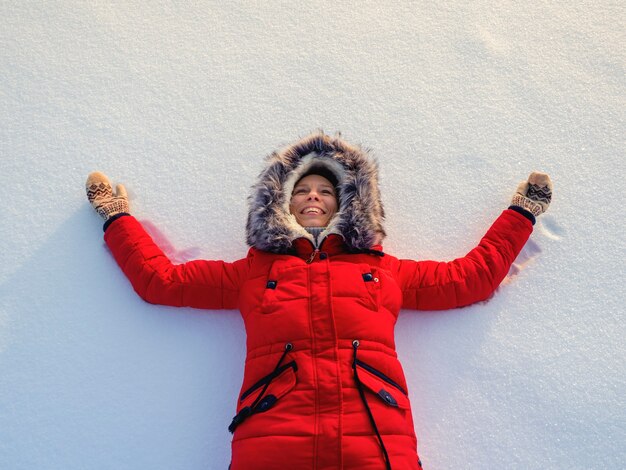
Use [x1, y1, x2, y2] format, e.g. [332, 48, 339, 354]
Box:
[103, 215, 250, 309]
[86, 171, 250, 310]
[394, 172, 552, 310]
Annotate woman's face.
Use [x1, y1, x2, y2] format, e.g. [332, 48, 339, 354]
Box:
[289, 174, 338, 227]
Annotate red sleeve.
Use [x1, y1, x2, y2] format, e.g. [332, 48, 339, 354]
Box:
[395, 209, 533, 310]
[103, 216, 250, 310]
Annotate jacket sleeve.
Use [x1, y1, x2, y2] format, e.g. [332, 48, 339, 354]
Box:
[395, 209, 533, 310]
[103, 215, 250, 309]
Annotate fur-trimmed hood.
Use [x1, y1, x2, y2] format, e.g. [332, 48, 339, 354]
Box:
[246, 132, 386, 253]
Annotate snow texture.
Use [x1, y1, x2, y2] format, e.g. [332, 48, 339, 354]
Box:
[1, 2, 624, 469]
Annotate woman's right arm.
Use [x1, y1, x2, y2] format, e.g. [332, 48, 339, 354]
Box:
[87, 172, 250, 310]
[391, 172, 552, 311]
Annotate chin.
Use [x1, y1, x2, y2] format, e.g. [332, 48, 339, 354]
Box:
[300, 219, 326, 227]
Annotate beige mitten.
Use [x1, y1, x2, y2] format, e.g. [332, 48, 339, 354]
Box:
[86, 172, 130, 221]
[511, 172, 553, 217]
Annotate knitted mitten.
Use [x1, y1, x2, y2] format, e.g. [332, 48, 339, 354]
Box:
[511, 171, 553, 217]
[86, 172, 130, 221]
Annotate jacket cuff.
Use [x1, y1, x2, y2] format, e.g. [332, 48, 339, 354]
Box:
[103, 212, 131, 232]
[508, 206, 536, 225]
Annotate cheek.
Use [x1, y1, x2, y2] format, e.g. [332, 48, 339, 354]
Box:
[289, 198, 305, 217]
[326, 198, 338, 213]
[288, 196, 298, 213]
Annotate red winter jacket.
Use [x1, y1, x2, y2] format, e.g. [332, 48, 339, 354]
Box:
[103, 133, 534, 469]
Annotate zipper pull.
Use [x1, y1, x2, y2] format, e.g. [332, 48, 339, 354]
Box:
[307, 249, 320, 264]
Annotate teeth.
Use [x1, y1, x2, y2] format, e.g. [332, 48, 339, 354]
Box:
[303, 208, 322, 214]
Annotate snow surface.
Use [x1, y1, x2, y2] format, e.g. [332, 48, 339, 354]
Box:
[1, 2, 624, 469]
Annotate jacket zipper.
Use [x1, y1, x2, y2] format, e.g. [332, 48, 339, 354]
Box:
[306, 249, 320, 263]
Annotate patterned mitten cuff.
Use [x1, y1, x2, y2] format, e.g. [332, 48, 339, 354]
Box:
[510, 172, 553, 217]
[86, 172, 130, 221]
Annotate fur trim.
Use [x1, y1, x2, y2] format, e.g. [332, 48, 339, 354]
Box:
[246, 131, 386, 253]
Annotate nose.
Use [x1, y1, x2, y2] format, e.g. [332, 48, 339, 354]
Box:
[306, 191, 320, 201]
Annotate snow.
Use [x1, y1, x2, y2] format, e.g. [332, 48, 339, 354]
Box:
[1, 2, 624, 469]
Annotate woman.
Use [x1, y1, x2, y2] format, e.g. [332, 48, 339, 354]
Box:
[86, 132, 552, 469]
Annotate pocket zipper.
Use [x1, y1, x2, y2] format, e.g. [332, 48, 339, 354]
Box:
[355, 358, 407, 396]
[240, 360, 297, 402]
[229, 343, 294, 433]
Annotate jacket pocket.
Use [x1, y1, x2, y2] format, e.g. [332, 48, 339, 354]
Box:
[355, 359, 409, 409]
[261, 262, 309, 314]
[229, 360, 298, 433]
[360, 265, 382, 310]
[329, 263, 383, 311]
[239, 361, 297, 408]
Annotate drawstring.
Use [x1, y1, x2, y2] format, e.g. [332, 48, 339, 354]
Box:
[352, 340, 392, 470]
[249, 342, 292, 410]
[229, 342, 293, 433]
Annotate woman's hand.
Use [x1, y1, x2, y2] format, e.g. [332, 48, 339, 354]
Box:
[86, 172, 130, 221]
[511, 172, 553, 217]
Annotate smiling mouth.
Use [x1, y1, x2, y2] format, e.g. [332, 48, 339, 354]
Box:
[301, 207, 325, 215]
